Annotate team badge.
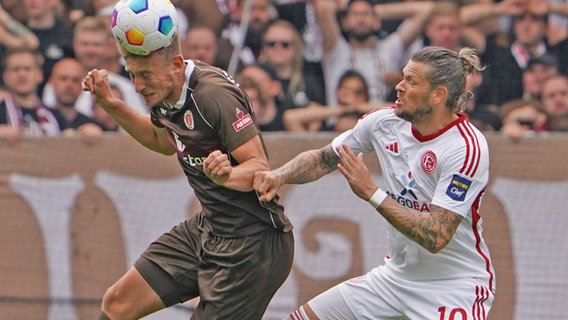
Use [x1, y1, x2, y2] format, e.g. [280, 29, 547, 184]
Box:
[445, 174, 471, 201]
[183, 110, 194, 130]
[232, 108, 252, 132]
[420, 150, 437, 174]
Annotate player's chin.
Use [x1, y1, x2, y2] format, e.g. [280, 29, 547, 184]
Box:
[143, 93, 162, 106]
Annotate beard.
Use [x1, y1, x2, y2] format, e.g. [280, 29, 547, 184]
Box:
[396, 104, 433, 123]
[347, 29, 375, 42]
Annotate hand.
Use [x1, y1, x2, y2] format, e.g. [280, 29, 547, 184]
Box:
[253, 170, 283, 202]
[335, 144, 377, 201]
[82, 69, 116, 110]
[203, 150, 231, 185]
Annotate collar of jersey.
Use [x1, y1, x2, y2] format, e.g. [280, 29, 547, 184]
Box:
[168, 60, 195, 109]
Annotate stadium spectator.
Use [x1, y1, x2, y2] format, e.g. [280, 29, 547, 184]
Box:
[460, 0, 568, 105]
[217, 0, 277, 73]
[181, 25, 219, 66]
[82, 35, 294, 319]
[23, 0, 74, 94]
[258, 19, 326, 108]
[235, 63, 291, 131]
[312, 0, 434, 106]
[522, 54, 559, 101]
[254, 46, 495, 320]
[463, 70, 502, 132]
[499, 98, 549, 140]
[541, 74, 568, 118]
[283, 69, 372, 132]
[48, 58, 102, 135]
[274, 0, 326, 101]
[0, 47, 65, 141]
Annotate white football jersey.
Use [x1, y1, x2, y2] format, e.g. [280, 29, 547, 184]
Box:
[332, 107, 495, 289]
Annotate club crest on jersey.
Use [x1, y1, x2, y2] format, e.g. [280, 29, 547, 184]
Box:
[446, 174, 471, 201]
[184, 110, 194, 130]
[232, 108, 252, 132]
[420, 150, 437, 174]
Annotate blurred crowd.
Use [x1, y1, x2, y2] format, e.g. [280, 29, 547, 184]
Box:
[1, 0, 568, 143]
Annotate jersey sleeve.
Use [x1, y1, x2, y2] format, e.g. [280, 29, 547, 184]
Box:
[194, 82, 259, 152]
[430, 134, 490, 218]
[331, 108, 388, 156]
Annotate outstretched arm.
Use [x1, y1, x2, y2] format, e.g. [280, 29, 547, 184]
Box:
[253, 143, 339, 202]
[336, 144, 462, 253]
[82, 68, 174, 155]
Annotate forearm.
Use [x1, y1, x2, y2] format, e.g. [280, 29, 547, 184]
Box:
[0, 10, 39, 49]
[223, 158, 270, 192]
[377, 200, 461, 253]
[276, 144, 338, 185]
[374, 1, 433, 20]
[283, 104, 343, 131]
[460, 2, 506, 26]
[101, 98, 173, 154]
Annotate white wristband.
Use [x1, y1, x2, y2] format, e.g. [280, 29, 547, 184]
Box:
[368, 188, 388, 209]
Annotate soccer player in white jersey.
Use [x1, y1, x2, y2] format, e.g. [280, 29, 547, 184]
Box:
[254, 46, 495, 320]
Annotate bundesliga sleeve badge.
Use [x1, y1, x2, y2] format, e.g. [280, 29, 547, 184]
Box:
[445, 174, 472, 201]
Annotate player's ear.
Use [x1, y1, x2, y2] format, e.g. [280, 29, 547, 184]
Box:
[431, 85, 447, 105]
[172, 55, 185, 71]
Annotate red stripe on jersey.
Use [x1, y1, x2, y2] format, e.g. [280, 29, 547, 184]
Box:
[457, 122, 480, 177]
[471, 188, 495, 293]
[463, 121, 481, 177]
[472, 285, 489, 320]
[290, 309, 303, 320]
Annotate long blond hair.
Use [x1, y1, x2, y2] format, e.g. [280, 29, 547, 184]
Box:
[259, 19, 305, 99]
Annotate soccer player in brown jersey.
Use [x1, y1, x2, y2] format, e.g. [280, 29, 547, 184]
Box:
[82, 35, 294, 320]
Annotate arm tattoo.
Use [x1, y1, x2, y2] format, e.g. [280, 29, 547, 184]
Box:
[382, 203, 463, 253]
[277, 144, 339, 184]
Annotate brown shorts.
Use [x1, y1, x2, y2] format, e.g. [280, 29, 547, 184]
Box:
[134, 212, 294, 320]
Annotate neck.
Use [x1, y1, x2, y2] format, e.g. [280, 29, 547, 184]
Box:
[412, 110, 459, 136]
[12, 93, 38, 109]
[57, 104, 78, 121]
[349, 36, 375, 49]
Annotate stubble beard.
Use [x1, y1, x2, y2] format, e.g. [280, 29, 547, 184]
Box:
[396, 104, 433, 123]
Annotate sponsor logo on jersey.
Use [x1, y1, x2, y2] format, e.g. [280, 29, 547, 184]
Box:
[232, 108, 252, 132]
[184, 110, 194, 130]
[445, 174, 471, 201]
[181, 154, 207, 167]
[385, 141, 399, 154]
[400, 171, 417, 199]
[388, 171, 430, 212]
[421, 150, 437, 174]
[386, 190, 431, 213]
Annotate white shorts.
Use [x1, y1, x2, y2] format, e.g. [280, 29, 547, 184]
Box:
[308, 266, 494, 320]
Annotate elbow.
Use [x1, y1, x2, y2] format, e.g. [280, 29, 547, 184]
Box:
[425, 240, 450, 254]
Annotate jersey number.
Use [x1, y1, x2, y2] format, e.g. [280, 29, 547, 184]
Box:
[438, 307, 467, 320]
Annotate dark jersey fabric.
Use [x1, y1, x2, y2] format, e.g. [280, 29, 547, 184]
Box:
[150, 60, 292, 237]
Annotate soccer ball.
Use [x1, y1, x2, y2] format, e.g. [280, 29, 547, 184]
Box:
[111, 0, 178, 56]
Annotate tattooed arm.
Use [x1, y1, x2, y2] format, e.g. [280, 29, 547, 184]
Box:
[253, 143, 339, 202]
[336, 143, 463, 253]
[380, 202, 463, 253]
